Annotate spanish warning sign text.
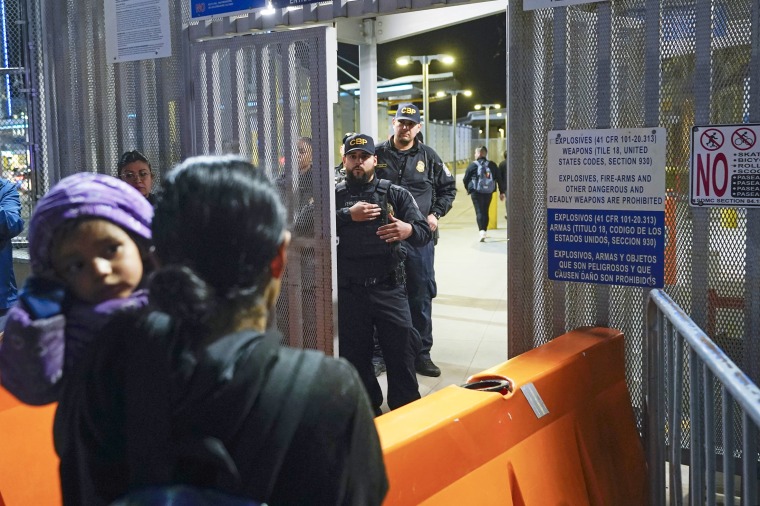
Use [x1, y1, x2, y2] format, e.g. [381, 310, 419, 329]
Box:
[690, 124, 760, 207]
[547, 128, 666, 288]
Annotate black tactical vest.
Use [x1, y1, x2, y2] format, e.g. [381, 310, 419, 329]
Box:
[336, 179, 394, 261]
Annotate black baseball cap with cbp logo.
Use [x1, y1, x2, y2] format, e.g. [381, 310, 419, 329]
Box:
[395, 103, 421, 124]
[343, 133, 375, 155]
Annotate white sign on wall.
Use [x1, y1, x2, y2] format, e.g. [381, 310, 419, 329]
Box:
[547, 128, 666, 288]
[524, 0, 608, 11]
[104, 0, 172, 64]
[690, 124, 760, 207]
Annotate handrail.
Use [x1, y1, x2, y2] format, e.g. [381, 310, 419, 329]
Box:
[647, 289, 760, 506]
[649, 290, 760, 424]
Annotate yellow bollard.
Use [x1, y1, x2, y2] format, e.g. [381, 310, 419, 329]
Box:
[487, 192, 498, 230]
[720, 208, 738, 228]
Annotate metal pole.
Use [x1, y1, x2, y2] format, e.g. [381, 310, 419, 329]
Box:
[451, 93, 457, 175]
[485, 106, 490, 153]
[422, 57, 429, 143]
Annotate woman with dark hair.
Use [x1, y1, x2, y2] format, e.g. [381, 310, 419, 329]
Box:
[55, 156, 388, 506]
[117, 150, 156, 204]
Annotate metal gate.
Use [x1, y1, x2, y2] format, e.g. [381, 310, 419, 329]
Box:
[30, 0, 336, 354]
[507, 0, 760, 442]
[188, 27, 337, 353]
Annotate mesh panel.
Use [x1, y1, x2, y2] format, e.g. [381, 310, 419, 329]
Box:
[509, 0, 758, 456]
[190, 29, 333, 354]
[36, 0, 185, 189]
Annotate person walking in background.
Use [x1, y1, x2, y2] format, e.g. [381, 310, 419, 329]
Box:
[498, 149, 508, 219]
[117, 150, 157, 204]
[336, 134, 430, 414]
[334, 132, 355, 184]
[54, 156, 388, 505]
[0, 177, 23, 329]
[375, 103, 456, 378]
[463, 146, 505, 242]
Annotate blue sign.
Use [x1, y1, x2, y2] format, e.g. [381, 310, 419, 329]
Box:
[192, 0, 323, 18]
[192, 0, 262, 19]
[548, 209, 664, 287]
[546, 128, 667, 288]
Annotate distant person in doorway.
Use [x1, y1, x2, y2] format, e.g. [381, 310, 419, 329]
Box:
[463, 146, 505, 242]
[375, 103, 457, 378]
[498, 150, 508, 219]
[334, 132, 355, 184]
[118, 150, 157, 204]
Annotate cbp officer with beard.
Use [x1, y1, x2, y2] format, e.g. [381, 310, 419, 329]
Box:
[336, 133, 431, 415]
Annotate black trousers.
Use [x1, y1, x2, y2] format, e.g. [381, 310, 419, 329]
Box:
[338, 280, 420, 410]
[471, 192, 492, 231]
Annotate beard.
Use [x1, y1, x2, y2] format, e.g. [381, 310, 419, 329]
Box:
[346, 166, 374, 185]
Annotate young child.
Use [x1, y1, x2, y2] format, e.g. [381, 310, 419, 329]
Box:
[0, 172, 153, 405]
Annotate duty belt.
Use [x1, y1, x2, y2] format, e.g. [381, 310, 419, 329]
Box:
[344, 273, 395, 287]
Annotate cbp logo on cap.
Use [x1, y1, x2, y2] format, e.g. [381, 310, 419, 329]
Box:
[344, 133, 376, 155]
[395, 103, 421, 124]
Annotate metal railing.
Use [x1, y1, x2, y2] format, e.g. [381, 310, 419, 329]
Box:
[646, 289, 760, 506]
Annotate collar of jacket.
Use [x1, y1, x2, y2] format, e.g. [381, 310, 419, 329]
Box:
[389, 136, 419, 154]
[345, 177, 378, 194]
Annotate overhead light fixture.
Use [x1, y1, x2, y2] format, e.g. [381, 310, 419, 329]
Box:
[262, 1, 276, 15]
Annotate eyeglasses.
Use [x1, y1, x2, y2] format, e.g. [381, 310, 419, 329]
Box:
[121, 170, 152, 181]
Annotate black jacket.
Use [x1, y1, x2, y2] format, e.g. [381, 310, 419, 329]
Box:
[374, 137, 456, 218]
[54, 311, 388, 506]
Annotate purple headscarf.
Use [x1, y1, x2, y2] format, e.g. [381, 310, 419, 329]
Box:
[28, 172, 153, 274]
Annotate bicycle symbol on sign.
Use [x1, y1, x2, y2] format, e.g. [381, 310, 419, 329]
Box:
[731, 128, 756, 151]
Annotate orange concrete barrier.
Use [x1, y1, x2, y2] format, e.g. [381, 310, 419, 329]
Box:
[0, 386, 60, 505]
[376, 327, 647, 505]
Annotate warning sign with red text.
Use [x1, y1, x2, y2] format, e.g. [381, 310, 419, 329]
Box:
[690, 124, 760, 207]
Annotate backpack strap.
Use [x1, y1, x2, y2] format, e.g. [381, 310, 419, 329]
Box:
[124, 311, 175, 487]
[247, 348, 324, 501]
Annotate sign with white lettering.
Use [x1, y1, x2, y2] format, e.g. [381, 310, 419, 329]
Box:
[105, 0, 172, 63]
[524, 0, 607, 11]
[547, 128, 666, 288]
[690, 124, 760, 207]
[190, 0, 322, 19]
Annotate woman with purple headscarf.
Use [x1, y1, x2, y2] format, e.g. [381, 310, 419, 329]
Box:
[0, 173, 153, 405]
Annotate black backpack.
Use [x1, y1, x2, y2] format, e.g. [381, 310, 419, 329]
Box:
[474, 159, 496, 194]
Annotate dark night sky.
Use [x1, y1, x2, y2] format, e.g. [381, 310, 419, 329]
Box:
[338, 13, 506, 122]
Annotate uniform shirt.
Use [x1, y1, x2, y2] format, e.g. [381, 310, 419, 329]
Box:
[374, 137, 456, 218]
[336, 178, 432, 279]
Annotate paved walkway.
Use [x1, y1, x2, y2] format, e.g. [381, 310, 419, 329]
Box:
[379, 174, 509, 409]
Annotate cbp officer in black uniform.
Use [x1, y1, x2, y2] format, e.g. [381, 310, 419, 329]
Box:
[336, 133, 431, 414]
[375, 103, 457, 377]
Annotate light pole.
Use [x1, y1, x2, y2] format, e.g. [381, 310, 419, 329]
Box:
[437, 89, 471, 176]
[475, 103, 500, 153]
[396, 54, 454, 142]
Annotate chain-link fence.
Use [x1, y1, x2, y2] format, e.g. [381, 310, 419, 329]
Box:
[509, 0, 760, 471]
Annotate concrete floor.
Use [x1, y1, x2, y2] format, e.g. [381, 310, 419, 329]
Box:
[378, 173, 509, 411]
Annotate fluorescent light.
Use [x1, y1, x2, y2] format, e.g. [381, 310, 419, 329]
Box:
[353, 83, 414, 96]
